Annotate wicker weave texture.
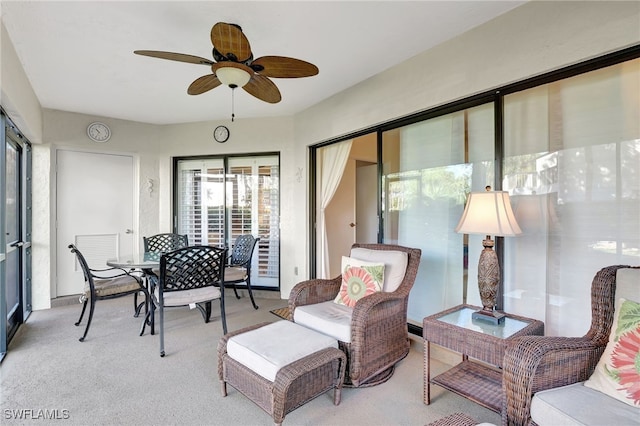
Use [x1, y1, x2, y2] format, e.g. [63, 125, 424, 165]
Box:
[501, 265, 638, 426]
[288, 243, 421, 387]
[424, 304, 544, 368]
[423, 304, 543, 411]
[218, 322, 346, 425]
[427, 412, 479, 426]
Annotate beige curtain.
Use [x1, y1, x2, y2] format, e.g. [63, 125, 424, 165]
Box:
[317, 140, 352, 278]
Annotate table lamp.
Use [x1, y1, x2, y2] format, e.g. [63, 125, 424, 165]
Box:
[455, 187, 521, 324]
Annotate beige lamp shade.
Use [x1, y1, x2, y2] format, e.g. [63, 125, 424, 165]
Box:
[455, 191, 522, 237]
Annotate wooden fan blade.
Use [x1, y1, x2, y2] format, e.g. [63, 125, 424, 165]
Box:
[251, 56, 319, 78]
[243, 75, 281, 104]
[134, 50, 213, 65]
[188, 74, 222, 95]
[211, 22, 252, 63]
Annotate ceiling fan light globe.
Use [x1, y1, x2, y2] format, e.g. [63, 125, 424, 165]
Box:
[216, 67, 251, 88]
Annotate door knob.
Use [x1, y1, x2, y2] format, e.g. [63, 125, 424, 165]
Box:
[349, 223, 356, 228]
[125, 229, 134, 234]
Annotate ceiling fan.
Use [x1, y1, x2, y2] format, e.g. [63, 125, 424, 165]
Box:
[134, 22, 319, 108]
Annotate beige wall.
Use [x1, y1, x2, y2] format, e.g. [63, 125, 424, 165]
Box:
[1, 1, 639, 309]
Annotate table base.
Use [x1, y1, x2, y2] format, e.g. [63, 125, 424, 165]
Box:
[431, 360, 502, 413]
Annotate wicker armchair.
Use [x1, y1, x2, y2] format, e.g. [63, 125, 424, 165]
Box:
[288, 243, 421, 387]
[502, 265, 637, 425]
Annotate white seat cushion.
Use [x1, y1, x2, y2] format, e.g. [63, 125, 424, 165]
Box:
[531, 382, 640, 425]
[350, 247, 408, 292]
[226, 320, 338, 382]
[156, 286, 221, 307]
[88, 275, 141, 298]
[294, 301, 353, 343]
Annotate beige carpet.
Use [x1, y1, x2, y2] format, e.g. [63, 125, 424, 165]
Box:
[1, 295, 501, 425]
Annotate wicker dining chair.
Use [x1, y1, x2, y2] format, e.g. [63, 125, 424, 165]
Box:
[501, 265, 638, 425]
[289, 243, 421, 387]
[68, 244, 149, 342]
[223, 234, 260, 310]
[151, 245, 227, 357]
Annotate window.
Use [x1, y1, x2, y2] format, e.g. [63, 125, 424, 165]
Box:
[176, 155, 280, 289]
[502, 58, 640, 336]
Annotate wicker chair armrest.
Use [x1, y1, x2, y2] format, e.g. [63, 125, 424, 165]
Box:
[351, 291, 405, 324]
[288, 277, 342, 312]
[348, 291, 409, 384]
[502, 335, 604, 426]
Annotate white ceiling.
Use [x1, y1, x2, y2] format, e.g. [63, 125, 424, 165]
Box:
[1, 1, 526, 125]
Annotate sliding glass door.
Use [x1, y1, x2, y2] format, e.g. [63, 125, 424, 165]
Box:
[381, 103, 495, 325]
[175, 154, 280, 289]
[502, 58, 640, 336]
[311, 51, 639, 337]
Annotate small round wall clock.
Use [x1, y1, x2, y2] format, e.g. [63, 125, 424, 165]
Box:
[87, 122, 111, 143]
[214, 125, 230, 143]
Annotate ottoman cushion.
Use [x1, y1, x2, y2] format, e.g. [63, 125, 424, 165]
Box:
[226, 320, 338, 382]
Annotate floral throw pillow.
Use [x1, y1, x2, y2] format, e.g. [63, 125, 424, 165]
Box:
[333, 256, 384, 308]
[584, 297, 640, 406]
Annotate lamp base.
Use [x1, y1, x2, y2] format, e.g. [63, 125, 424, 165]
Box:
[472, 309, 506, 325]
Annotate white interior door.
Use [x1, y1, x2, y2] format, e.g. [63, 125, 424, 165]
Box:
[56, 150, 136, 297]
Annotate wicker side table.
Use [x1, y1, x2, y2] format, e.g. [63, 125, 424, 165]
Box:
[423, 304, 543, 413]
[218, 322, 346, 426]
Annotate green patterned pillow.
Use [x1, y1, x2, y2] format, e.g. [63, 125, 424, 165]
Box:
[334, 256, 384, 308]
[584, 298, 640, 406]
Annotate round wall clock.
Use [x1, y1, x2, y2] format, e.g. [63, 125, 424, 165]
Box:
[214, 125, 230, 143]
[87, 122, 111, 143]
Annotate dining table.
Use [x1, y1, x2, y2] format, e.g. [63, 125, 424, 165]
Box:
[106, 251, 161, 274]
[107, 251, 162, 335]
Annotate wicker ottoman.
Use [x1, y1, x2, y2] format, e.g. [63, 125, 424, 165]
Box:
[218, 321, 346, 426]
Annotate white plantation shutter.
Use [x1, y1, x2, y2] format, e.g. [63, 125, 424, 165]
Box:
[177, 155, 279, 288]
[257, 163, 279, 279]
[228, 156, 279, 286]
[177, 159, 225, 246]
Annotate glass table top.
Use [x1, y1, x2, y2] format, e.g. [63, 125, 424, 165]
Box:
[436, 307, 530, 339]
[106, 252, 161, 269]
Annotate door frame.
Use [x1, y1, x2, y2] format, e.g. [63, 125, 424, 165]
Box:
[0, 111, 32, 361]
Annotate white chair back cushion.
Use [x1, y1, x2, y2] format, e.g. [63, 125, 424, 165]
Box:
[293, 301, 353, 342]
[615, 268, 639, 304]
[350, 247, 408, 292]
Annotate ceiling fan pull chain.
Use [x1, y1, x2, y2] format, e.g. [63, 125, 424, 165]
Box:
[231, 88, 235, 122]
